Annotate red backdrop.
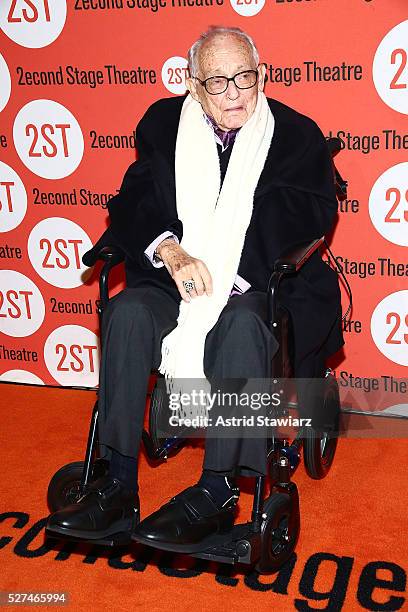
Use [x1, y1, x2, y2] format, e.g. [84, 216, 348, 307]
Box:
[0, 1, 407, 412]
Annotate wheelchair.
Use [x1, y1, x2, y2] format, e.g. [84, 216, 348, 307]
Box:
[46, 139, 348, 574]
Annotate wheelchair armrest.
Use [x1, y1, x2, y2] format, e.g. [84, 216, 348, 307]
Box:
[267, 237, 324, 330]
[274, 237, 324, 274]
[96, 245, 125, 266]
[82, 244, 125, 267]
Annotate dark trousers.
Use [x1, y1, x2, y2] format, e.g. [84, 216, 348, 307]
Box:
[97, 287, 279, 476]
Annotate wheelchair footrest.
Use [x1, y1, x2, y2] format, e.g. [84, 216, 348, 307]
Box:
[190, 523, 261, 565]
[131, 522, 260, 563]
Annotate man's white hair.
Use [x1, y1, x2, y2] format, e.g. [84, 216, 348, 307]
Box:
[187, 26, 259, 78]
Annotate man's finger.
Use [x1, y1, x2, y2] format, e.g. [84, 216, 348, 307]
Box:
[198, 262, 213, 296]
[168, 256, 212, 301]
[191, 273, 206, 297]
[175, 269, 204, 299]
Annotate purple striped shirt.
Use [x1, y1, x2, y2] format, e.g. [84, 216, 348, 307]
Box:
[205, 114, 240, 151]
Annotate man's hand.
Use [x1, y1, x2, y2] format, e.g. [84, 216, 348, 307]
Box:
[155, 238, 213, 302]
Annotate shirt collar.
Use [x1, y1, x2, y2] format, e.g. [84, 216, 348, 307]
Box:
[204, 113, 240, 152]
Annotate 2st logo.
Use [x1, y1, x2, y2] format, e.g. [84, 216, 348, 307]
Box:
[55, 343, 98, 374]
[0, 0, 67, 48]
[27, 123, 71, 158]
[7, 0, 51, 22]
[369, 162, 408, 247]
[371, 291, 408, 366]
[40, 238, 83, 270]
[167, 66, 189, 86]
[44, 325, 100, 386]
[28, 218, 93, 288]
[373, 20, 408, 115]
[389, 48, 407, 91]
[0, 161, 27, 233]
[385, 312, 408, 346]
[161, 57, 188, 94]
[13, 100, 84, 180]
[230, 0, 265, 17]
[0, 270, 45, 337]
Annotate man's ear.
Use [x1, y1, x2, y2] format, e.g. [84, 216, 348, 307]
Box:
[186, 77, 200, 101]
[257, 63, 266, 92]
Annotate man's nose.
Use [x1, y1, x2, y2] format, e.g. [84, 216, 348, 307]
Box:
[226, 79, 240, 100]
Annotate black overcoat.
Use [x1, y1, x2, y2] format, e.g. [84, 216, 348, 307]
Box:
[84, 95, 344, 373]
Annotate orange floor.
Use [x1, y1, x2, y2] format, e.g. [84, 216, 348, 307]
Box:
[0, 383, 407, 611]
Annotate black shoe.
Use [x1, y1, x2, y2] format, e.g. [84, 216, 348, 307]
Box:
[46, 475, 139, 541]
[132, 485, 235, 553]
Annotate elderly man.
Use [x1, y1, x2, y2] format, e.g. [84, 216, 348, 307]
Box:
[46, 26, 343, 551]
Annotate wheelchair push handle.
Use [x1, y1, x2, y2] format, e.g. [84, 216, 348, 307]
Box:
[273, 136, 346, 276]
[326, 136, 348, 202]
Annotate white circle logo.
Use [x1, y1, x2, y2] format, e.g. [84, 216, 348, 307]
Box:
[28, 217, 93, 289]
[161, 57, 188, 95]
[371, 290, 408, 366]
[0, 270, 45, 337]
[369, 162, 408, 247]
[44, 324, 100, 387]
[373, 20, 408, 115]
[230, 0, 265, 17]
[0, 369, 44, 384]
[13, 99, 84, 179]
[0, 53, 11, 112]
[0, 161, 27, 233]
[0, 0, 67, 49]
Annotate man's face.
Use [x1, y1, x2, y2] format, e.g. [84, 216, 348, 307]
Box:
[186, 33, 266, 132]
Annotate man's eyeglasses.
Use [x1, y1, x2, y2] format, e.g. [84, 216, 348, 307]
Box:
[194, 68, 259, 95]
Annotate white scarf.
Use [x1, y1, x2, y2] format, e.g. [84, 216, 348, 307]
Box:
[159, 92, 274, 384]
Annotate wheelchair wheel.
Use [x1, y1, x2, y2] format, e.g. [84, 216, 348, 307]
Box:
[255, 492, 300, 574]
[47, 459, 109, 512]
[148, 381, 186, 458]
[148, 382, 168, 454]
[303, 375, 340, 480]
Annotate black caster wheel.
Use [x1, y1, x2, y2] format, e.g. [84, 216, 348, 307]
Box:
[303, 374, 340, 480]
[255, 492, 300, 574]
[47, 459, 109, 512]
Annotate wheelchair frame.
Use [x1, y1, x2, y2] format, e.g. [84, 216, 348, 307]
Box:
[46, 141, 347, 573]
[46, 236, 341, 573]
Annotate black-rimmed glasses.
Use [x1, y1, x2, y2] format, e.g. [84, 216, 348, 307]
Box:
[194, 68, 259, 95]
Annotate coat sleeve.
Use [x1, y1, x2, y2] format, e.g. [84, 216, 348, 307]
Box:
[263, 120, 343, 368]
[255, 117, 339, 273]
[275, 118, 338, 243]
[83, 103, 182, 268]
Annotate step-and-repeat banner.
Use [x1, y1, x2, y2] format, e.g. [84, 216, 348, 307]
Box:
[0, 2, 407, 403]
